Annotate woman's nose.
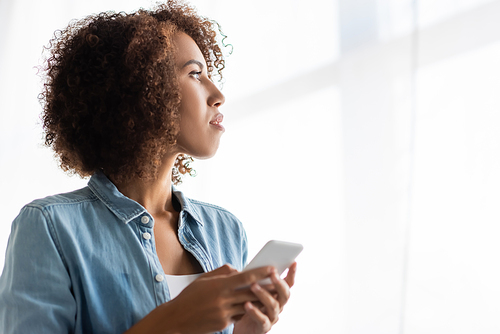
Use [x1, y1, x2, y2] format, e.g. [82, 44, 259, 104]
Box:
[208, 81, 225, 107]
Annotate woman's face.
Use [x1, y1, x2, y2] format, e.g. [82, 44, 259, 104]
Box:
[173, 32, 225, 159]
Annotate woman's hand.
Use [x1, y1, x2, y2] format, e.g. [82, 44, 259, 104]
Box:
[169, 265, 268, 333]
[124, 264, 275, 334]
[233, 262, 297, 334]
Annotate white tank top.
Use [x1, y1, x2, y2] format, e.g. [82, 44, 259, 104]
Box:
[164, 273, 202, 299]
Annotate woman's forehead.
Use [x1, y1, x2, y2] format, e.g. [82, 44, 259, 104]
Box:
[172, 32, 206, 68]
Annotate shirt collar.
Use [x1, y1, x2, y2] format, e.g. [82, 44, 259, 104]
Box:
[88, 171, 147, 224]
[173, 187, 204, 227]
[88, 171, 204, 226]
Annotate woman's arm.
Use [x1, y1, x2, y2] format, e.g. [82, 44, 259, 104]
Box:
[0, 206, 76, 334]
[124, 265, 276, 334]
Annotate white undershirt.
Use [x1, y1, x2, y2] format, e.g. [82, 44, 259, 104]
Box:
[164, 273, 202, 299]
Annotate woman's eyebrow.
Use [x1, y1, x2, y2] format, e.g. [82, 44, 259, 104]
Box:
[182, 59, 204, 69]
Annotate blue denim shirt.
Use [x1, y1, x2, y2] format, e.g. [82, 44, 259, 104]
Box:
[0, 172, 248, 334]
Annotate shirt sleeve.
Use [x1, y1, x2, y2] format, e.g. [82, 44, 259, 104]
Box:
[0, 205, 76, 334]
[240, 225, 248, 269]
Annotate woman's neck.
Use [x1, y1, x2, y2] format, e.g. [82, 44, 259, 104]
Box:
[112, 155, 178, 215]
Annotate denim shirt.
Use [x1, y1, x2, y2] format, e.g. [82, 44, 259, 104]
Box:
[0, 172, 248, 334]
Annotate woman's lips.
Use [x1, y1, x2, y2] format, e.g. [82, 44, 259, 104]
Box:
[209, 113, 225, 131]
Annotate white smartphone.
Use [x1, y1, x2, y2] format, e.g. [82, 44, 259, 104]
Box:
[244, 240, 303, 285]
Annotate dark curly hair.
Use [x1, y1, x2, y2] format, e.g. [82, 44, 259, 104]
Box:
[39, 0, 225, 184]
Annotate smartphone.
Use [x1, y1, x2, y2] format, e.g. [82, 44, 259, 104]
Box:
[244, 240, 303, 285]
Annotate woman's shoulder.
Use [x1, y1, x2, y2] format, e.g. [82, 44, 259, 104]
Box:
[187, 198, 236, 216]
[190, 198, 243, 226]
[173, 189, 244, 229]
[181, 194, 237, 213]
[9, 187, 100, 259]
[12, 187, 102, 233]
[23, 186, 97, 212]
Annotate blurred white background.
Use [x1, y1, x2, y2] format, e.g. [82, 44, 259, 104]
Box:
[1, 0, 500, 333]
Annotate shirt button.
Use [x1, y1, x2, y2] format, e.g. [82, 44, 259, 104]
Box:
[155, 274, 164, 282]
[141, 216, 150, 224]
[142, 232, 151, 240]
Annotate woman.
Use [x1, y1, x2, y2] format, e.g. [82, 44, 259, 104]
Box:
[0, 1, 296, 333]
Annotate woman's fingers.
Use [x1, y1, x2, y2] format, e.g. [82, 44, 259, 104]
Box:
[230, 287, 261, 304]
[193, 264, 294, 324]
[224, 266, 273, 289]
[250, 282, 281, 323]
[229, 303, 247, 317]
[270, 270, 291, 308]
[200, 264, 238, 279]
[284, 262, 297, 288]
[244, 301, 272, 328]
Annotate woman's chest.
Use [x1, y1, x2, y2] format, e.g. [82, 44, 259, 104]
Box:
[153, 215, 204, 275]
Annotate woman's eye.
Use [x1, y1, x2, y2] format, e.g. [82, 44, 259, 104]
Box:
[190, 71, 202, 81]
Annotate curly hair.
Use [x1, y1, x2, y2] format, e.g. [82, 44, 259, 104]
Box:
[39, 0, 225, 184]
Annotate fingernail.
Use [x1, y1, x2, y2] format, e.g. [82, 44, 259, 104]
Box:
[251, 283, 261, 292]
